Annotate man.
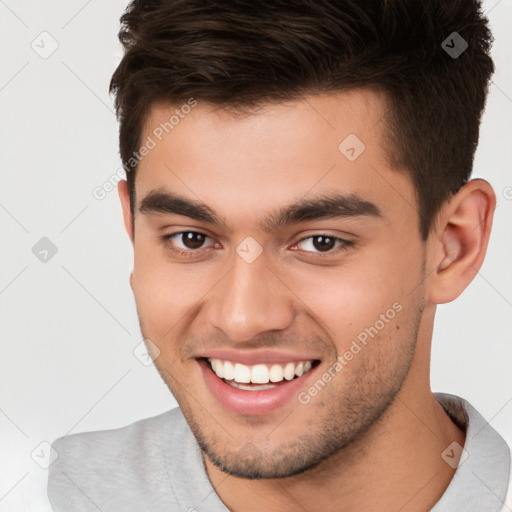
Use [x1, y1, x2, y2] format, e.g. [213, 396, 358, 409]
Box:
[47, 1, 511, 510]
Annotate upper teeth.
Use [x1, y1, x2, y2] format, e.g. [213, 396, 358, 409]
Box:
[208, 358, 313, 384]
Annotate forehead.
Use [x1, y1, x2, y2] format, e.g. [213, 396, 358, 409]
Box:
[135, 89, 416, 231]
[141, 89, 389, 164]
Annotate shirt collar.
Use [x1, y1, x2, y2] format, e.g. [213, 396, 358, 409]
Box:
[432, 392, 511, 511]
[169, 392, 511, 511]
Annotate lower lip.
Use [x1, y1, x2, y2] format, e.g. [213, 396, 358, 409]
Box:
[198, 359, 318, 416]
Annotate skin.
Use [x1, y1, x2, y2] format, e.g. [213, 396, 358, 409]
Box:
[118, 88, 495, 512]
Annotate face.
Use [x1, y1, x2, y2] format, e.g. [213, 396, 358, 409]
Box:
[122, 89, 431, 479]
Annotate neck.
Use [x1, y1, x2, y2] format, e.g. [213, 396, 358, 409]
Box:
[203, 388, 465, 512]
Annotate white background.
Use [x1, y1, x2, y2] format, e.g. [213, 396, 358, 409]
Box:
[0, 1, 511, 510]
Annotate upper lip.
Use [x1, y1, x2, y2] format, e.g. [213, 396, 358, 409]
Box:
[196, 349, 321, 366]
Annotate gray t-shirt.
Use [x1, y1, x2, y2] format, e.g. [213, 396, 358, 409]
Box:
[47, 393, 512, 511]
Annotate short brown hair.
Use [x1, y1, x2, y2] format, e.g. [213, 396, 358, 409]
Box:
[109, 0, 494, 239]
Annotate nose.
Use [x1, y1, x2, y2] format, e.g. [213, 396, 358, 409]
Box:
[205, 249, 296, 343]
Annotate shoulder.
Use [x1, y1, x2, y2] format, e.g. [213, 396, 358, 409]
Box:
[51, 407, 183, 461]
[48, 407, 186, 511]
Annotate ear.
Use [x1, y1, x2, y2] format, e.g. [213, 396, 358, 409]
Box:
[427, 179, 496, 304]
[118, 179, 134, 244]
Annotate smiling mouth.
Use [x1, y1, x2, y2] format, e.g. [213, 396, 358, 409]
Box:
[204, 357, 321, 390]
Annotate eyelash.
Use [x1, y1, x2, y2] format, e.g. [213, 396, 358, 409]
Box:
[159, 231, 353, 260]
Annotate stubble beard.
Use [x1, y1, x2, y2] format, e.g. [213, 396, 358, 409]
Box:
[145, 299, 423, 480]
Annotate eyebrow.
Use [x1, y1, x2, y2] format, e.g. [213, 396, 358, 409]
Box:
[139, 189, 382, 233]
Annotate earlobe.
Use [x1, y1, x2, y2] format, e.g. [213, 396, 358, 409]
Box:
[428, 179, 496, 304]
[118, 179, 134, 243]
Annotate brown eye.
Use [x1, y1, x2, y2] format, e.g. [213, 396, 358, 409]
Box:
[311, 235, 337, 252]
[296, 235, 346, 254]
[181, 232, 207, 249]
[161, 231, 215, 256]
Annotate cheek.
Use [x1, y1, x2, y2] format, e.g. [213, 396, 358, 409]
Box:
[279, 244, 423, 343]
[131, 241, 202, 335]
